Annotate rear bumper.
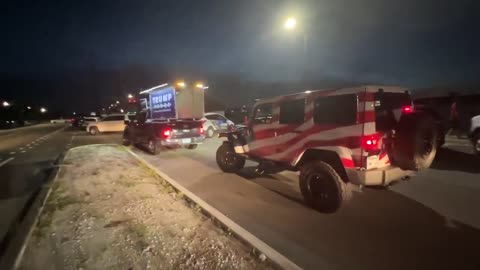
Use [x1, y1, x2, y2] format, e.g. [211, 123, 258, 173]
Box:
[160, 136, 205, 146]
[346, 166, 413, 186]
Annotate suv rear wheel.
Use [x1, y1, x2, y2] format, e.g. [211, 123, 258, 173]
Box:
[147, 138, 160, 155]
[300, 161, 349, 213]
[216, 143, 245, 173]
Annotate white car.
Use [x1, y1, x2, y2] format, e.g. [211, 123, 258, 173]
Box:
[50, 118, 70, 124]
[80, 117, 100, 129]
[87, 114, 126, 135]
[470, 115, 480, 155]
[202, 112, 234, 138]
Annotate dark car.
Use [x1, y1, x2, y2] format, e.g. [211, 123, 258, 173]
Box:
[122, 110, 205, 154]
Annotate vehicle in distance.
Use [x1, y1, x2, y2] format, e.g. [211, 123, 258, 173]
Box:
[203, 112, 235, 138]
[470, 114, 480, 155]
[50, 118, 70, 124]
[80, 116, 100, 130]
[217, 85, 439, 213]
[123, 110, 205, 154]
[86, 114, 126, 135]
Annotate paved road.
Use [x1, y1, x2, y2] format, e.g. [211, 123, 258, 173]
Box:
[131, 139, 480, 270]
[3, 127, 479, 269]
[0, 125, 122, 255]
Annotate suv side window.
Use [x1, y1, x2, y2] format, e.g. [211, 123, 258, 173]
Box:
[279, 99, 305, 124]
[205, 114, 220, 121]
[314, 94, 357, 125]
[253, 103, 273, 124]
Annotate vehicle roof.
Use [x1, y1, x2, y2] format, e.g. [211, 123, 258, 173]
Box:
[205, 111, 225, 116]
[254, 85, 409, 105]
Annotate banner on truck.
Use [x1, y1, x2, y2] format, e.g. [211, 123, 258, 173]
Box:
[150, 87, 176, 119]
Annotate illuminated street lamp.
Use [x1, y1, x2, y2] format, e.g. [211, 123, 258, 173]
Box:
[27, 106, 32, 110]
[195, 83, 204, 89]
[176, 81, 186, 88]
[127, 94, 133, 99]
[2, 101, 10, 107]
[116, 100, 120, 104]
[283, 16, 308, 58]
[284, 17, 297, 30]
[40, 107, 47, 113]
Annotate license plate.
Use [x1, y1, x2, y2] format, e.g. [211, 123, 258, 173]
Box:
[182, 138, 191, 144]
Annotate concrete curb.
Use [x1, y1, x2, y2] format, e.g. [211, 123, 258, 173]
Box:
[7, 152, 69, 270]
[126, 148, 302, 270]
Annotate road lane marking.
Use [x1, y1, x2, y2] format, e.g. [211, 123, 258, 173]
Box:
[19, 147, 24, 150]
[10, 152, 16, 155]
[0, 157, 14, 168]
[21, 150, 26, 153]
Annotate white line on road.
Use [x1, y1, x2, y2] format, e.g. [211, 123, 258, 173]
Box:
[0, 157, 14, 168]
[19, 147, 24, 150]
[10, 152, 16, 155]
[21, 150, 26, 153]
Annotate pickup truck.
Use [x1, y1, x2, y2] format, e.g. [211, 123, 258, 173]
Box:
[122, 110, 205, 154]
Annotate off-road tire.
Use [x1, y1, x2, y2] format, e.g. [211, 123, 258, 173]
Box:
[89, 126, 99, 136]
[393, 113, 438, 170]
[299, 160, 350, 213]
[216, 143, 245, 173]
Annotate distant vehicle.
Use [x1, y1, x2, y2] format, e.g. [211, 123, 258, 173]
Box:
[80, 117, 100, 130]
[123, 84, 205, 154]
[50, 118, 70, 124]
[0, 120, 21, 129]
[470, 115, 480, 155]
[217, 85, 439, 213]
[86, 114, 126, 135]
[202, 112, 234, 138]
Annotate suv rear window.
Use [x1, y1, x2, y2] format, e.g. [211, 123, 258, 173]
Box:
[279, 99, 305, 124]
[314, 94, 357, 125]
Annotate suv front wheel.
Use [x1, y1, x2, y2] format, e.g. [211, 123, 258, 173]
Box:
[300, 161, 350, 213]
[216, 143, 245, 173]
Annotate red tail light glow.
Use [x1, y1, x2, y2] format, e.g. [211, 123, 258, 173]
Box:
[361, 134, 381, 152]
[160, 126, 173, 139]
[199, 123, 204, 135]
[401, 105, 413, 114]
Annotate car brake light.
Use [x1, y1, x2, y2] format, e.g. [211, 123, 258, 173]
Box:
[199, 123, 204, 134]
[160, 127, 173, 139]
[401, 105, 413, 114]
[361, 134, 380, 152]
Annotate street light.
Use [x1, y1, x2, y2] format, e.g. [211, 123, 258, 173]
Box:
[283, 16, 308, 62]
[284, 17, 297, 30]
[40, 107, 47, 113]
[116, 100, 120, 104]
[176, 81, 186, 88]
[127, 94, 133, 99]
[2, 101, 10, 107]
[27, 106, 31, 110]
[196, 83, 204, 89]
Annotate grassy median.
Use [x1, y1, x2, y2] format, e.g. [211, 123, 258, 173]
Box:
[20, 145, 271, 270]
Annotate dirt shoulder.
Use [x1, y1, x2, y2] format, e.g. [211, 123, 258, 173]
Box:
[20, 145, 272, 270]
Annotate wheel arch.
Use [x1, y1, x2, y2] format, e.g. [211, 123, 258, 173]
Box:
[294, 149, 349, 183]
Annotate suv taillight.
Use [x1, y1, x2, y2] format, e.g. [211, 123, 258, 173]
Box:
[361, 134, 381, 152]
[160, 126, 173, 139]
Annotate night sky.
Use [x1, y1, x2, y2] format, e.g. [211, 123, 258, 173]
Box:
[1, 0, 479, 112]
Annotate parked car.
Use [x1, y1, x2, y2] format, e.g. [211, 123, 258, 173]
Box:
[80, 117, 100, 130]
[470, 115, 480, 155]
[123, 110, 205, 154]
[202, 112, 235, 138]
[50, 118, 70, 124]
[86, 114, 126, 135]
[217, 85, 439, 213]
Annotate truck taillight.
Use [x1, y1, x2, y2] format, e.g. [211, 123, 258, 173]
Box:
[401, 105, 413, 114]
[361, 134, 380, 152]
[160, 127, 173, 139]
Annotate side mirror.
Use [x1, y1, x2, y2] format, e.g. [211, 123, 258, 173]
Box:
[124, 120, 130, 125]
